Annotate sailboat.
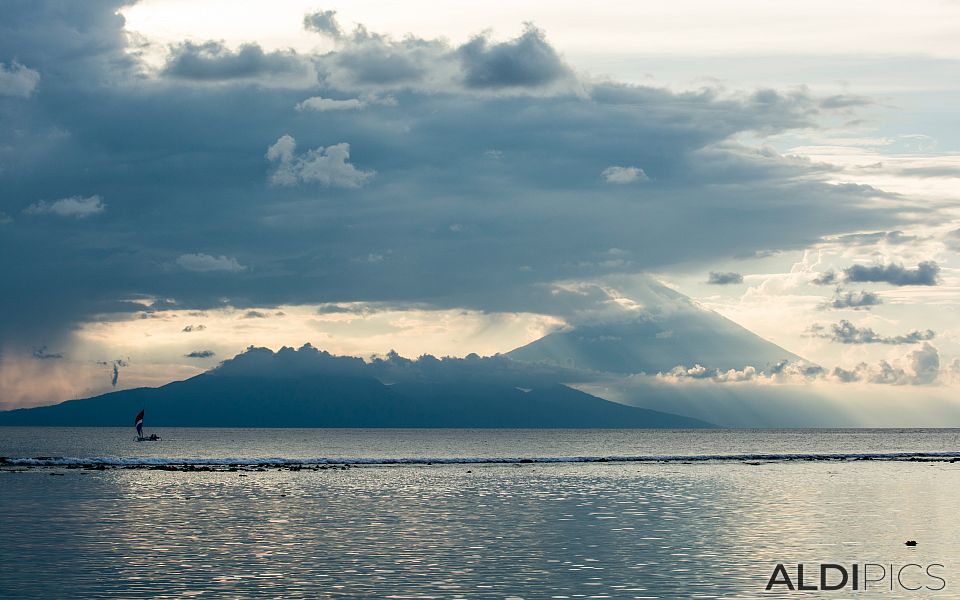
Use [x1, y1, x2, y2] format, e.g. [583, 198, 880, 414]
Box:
[134, 408, 161, 442]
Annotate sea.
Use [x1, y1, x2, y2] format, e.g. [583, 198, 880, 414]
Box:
[2, 427, 959, 598]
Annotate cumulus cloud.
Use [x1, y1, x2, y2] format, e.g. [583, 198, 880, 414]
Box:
[266, 134, 374, 188]
[602, 165, 648, 184]
[843, 261, 940, 286]
[707, 271, 744, 285]
[658, 359, 824, 384]
[661, 344, 943, 386]
[322, 26, 440, 89]
[176, 253, 246, 273]
[23, 195, 105, 218]
[812, 271, 838, 285]
[457, 25, 572, 89]
[185, 350, 216, 359]
[832, 343, 941, 385]
[0, 60, 40, 97]
[295, 96, 364, 111]
[823, 290, 882, 310]
[303, 9, 343, 38]
[181, 324, 206, 333]
[808, 320, 936, 345]
[659, 363, 761, 383]
[162, 41, 315, 86]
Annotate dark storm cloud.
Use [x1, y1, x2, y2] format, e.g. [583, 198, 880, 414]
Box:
[808, 320, 935, 345]
[0, 1, 908, 351]
[822, 290, 883, 310]
[185, 350, 216, 358]
[457, 25, 571, 89]
[706, 272, 743, 285]
[162, 41, 315, 84]
[303, 9, 342, 39]
[843, 261, 940, 286]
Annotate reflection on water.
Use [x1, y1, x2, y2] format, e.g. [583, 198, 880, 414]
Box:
[3, 427, 960, 461]
[2, 461, 957, 598]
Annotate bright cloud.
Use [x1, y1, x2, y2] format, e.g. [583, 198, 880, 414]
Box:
[23, 196, 105, 218]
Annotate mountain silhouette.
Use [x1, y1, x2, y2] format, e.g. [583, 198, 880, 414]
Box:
[0, 347, 712, 428]
[508, 280, 800, 374]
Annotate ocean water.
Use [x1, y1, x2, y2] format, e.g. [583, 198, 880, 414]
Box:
[2, 428, 959, 598]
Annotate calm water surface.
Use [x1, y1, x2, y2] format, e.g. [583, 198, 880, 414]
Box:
[1, 428, 958, 598]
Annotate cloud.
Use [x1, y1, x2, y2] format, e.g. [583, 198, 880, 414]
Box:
[303, 9, 343, 39]
[457, 25, 572, 89]
[812, 271, 838, 285]
[832, 343, 941, 385]
[707, 271, 744, 285]
[661, 343, 943, 386]
[602, 166, 648, 184]
[184, 350, 216, 358]
[323, 26, 440, 89]
[657, 359, 825, 384]
[0, 61, 40, 97]
[97, 358, 128, 387]
[23, 195, 105, 218]
[295, 96, 364, 111]
[32, 346, 63, 360]
[843, 261, 940, 286]
[176, 253, 246, 273]
[945, 228, 960, 252]
[822, 290, 883, 310]
[818, 94, 874, 110]
[241, 310, 268, 319]
[181, 324, 206, 332]
[161, 41, 315, 86]
[660, 363, 761, 383]
[808, 320, 936, 345]
[0, 3, 902, 353]
[832, 230, 919, 246]
[946, 359, 960, 385]
[266, 134, 374, 188]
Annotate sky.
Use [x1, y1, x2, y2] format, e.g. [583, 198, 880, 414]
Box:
[1, 0, 959, 415]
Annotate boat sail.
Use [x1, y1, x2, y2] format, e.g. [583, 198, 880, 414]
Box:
[134, 408, 160, 441]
